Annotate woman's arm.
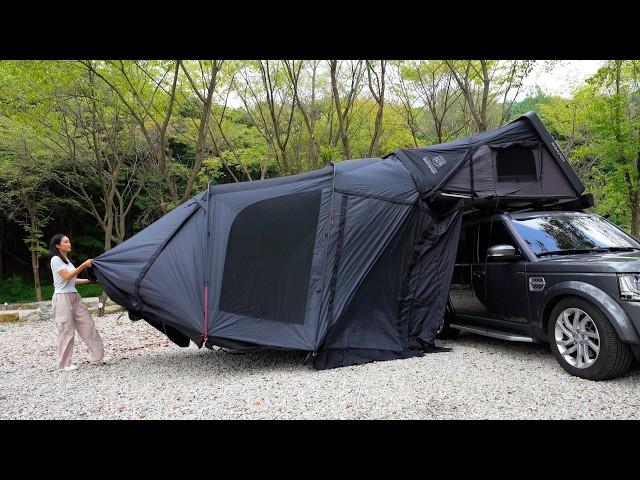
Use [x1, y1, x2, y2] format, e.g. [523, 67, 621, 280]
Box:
[57, 259, 93, 282]
[75, 278, 91, 285]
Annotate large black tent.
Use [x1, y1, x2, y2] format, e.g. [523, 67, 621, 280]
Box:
[93, 112, 586, 369]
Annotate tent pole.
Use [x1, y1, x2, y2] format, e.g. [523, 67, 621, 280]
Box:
[468, 134, 475, 207]
[313, 161, 337, 356]
[203, 181, 211, 345]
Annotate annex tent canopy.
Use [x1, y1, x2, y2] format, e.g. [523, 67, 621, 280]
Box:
[92, 112, 585, 369]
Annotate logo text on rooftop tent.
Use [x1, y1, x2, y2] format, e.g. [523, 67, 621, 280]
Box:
[422, 155, 447, 174]
[551, 141, 567, 163]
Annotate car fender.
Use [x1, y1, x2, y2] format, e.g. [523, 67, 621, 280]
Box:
[539, 281, 640, 343]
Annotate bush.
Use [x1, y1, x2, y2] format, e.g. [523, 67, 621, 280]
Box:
[0, 275, 103, 304]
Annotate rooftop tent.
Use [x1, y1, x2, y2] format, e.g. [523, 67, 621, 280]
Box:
[395, 112, 586, 211]
[92, 112, 585, 369]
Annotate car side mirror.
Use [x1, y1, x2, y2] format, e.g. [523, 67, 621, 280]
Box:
[487, 244, 519, 260]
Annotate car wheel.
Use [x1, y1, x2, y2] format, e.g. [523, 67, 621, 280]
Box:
[436, 307, 460, 340]
[548, 297, 633, 381]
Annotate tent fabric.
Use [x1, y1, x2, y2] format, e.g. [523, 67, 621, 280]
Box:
[394, 112, 584, 201]
[93, 112, 585, 369]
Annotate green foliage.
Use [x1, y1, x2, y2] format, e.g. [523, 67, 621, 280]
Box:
[0, 276, 30, 303]
[0, 276, 103, 303]
[319, 145, 342, 162]
[4, 57, 640, 282]
[511, 61, 640, 233]
[507, 86, 554, 121]
[169, 138, 196, 167]
[0, 108, 56, 272]
[197, 157, 226, 185]
[71, 235, 104, 250]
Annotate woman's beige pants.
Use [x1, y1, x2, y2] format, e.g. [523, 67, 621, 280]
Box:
[52, 292, 104, 369]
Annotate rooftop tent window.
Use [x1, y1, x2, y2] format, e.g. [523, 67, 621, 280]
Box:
[219, 190, 322, 325]
[495, 144, 537, 183]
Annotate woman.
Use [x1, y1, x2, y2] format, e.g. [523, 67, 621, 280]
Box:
[49, 234, 107, 371]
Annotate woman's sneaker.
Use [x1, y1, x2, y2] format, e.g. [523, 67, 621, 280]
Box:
[61, 364, 79, 372]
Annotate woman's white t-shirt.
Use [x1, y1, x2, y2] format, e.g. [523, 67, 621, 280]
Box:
[50, 256, 78, 294]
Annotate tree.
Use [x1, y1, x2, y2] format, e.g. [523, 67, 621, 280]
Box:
[235, 61, 297, 175]
[366, 60, 387, 157]
[388, 61, 423, 147]
[284, 60, 323, 170]
[329, 60, 366, 159]
[0, 124, 55, 301]
[0, 61, 151, 252]
[81, 60, 182, 209]
[444, 60, 535, 133]
[578, 61, 640, 234]
[178, 60, 223, 197]
[534, 61, 640, 234]
[395, 60, 468, 144]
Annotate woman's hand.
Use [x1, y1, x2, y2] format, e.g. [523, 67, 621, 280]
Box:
[58, 258, 94, 281]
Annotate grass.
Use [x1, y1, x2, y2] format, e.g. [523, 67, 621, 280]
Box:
[0, 276, 103, 304]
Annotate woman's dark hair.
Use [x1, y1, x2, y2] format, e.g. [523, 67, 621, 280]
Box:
[49, 234, 69, 265]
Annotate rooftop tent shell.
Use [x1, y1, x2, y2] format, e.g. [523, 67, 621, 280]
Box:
[395, 112, 585, 209]
[92, 112, 586, 369]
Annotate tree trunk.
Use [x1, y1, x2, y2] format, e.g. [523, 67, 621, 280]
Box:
[478, 60, 490, 132]
[635, 151, 640, 236]
[98, 230, 113, 317]
[0, 219, 4, 280]
[613, 61, 636, 236]
[180, 61, 220, 203]
[310, 61, 319, 169]
[633, 190, 640, 237]
[29, 214, 42, 302]
[369, 102, 384, 157]
[330, 60, 352, 160]
[367, 61, 386, 158]
[31, 249, 42, 302]
[98, 291, 108, 317]
[285, 60, 320, 170]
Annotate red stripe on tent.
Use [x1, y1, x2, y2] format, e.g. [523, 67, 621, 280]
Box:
[203, 285, 209, 342]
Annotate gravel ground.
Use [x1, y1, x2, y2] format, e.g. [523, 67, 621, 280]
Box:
[1, 313, 639, 420]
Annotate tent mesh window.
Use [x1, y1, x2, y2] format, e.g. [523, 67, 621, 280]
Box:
[219, 190, 322, 324]
[495, 145, 537, 182]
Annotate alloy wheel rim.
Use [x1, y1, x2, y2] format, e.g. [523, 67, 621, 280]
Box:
[554, 308, 600, 369]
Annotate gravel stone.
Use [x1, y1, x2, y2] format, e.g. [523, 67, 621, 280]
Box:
[1, 313, 639, 419]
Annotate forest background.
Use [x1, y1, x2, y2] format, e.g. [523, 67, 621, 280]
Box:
[1, 60, 638, 302]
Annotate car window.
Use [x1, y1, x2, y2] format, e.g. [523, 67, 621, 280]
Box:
[510, 215, 639, 254]
[456, 225, 474, 264]
[477, 220, 516, 261]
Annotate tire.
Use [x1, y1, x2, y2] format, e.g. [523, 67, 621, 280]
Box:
[548, 297, 633, 381]
[436, 308, 460, 340]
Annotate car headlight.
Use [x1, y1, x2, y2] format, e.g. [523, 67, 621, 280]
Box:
[619, 274, 640, 301]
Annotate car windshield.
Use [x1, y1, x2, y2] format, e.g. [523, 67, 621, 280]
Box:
[510, 215, 640, 255]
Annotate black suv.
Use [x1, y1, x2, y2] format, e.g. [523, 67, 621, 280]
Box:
[439, 210, 640, 380]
